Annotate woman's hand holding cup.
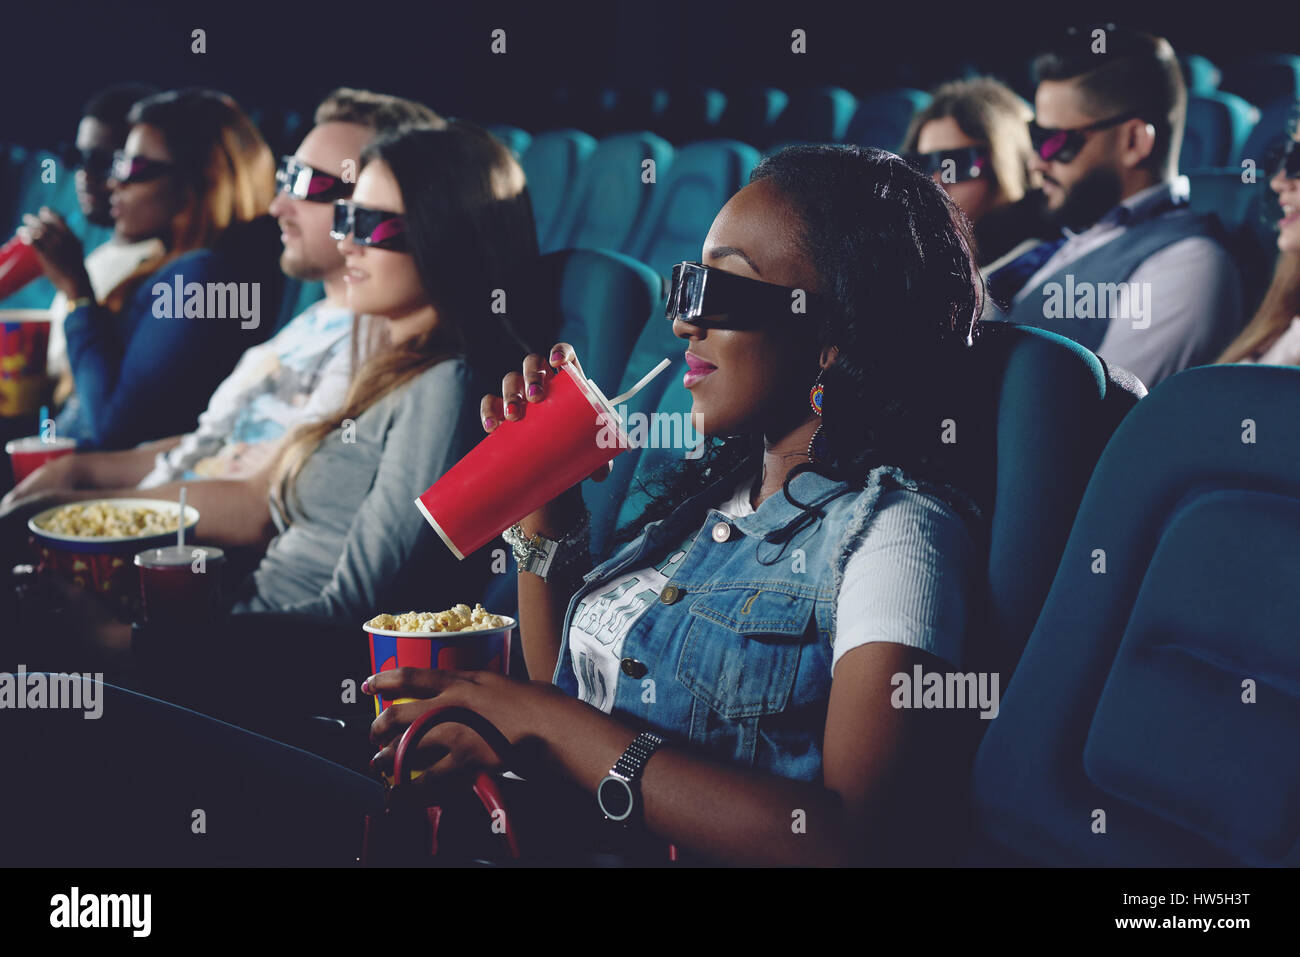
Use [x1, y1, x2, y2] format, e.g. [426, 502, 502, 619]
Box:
[478, 343, 611, 538]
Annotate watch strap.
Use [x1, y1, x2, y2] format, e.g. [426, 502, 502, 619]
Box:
[609, 731, 665, 784]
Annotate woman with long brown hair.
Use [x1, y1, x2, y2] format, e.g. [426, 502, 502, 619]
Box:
[1217, 117, 1300, 365]
[19, 88, 281, 449]
[218, 121, 545, 620]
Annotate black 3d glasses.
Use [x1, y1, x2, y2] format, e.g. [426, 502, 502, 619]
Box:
[110, 151, 176, 185]
[1264, 138, 1300, 180]
[1030, 110, 1141, 164]
[902, 146, 989, 183]
[276, 155, 354, 203]
[665, 261, 819, 329]
[330, 199, 408, 251]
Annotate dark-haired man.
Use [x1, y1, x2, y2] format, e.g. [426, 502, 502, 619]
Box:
[990, 28, 1243, 388]
[39, 84, 162, 393]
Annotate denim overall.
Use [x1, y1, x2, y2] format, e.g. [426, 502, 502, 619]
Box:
[552, 457, 980, 784]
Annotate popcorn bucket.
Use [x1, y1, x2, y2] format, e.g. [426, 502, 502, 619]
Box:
[364, 618, 515, 717]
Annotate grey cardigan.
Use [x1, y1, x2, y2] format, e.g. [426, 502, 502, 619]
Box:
[231, 357, 483, 621]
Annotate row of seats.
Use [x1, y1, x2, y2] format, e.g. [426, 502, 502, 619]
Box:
[501, 53, 1300, 145]
[479, 244, 1298, 865]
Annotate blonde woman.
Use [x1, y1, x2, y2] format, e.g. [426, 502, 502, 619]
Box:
[20, 88, 280, 449]
[902, 76, 1048, 267]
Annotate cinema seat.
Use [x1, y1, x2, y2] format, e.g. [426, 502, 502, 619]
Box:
[847, 88, 932, 151]
[659, 85, 728, 144]
[767, 86, 859, 145]
[520, 129, 597, 251]
[973, 364, 1300, 866]
[1179, 53, 1222, 94]
[485, 123, 532, 160]
[542, 132, 673, 255]
[629, 140, 760, 279]
[1186, 169, 1278, 313]
[1241, 95, 1299, 174]
[1183, 91, 1260, 170]
[717, 86, 789, 148]
[1219, 54, 1300, 111]
[0, 679, 383, 865]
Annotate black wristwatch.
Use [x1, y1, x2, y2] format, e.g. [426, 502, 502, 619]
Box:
[596, 731, 666, 824]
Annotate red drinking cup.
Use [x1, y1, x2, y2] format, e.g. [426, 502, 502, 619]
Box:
[0, 236, 43, 300]
[415, 362, 632, 559]
[6, 435, 76, 484]
[134, 545, 226, 626]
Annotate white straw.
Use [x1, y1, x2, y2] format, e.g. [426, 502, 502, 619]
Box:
[610, 358, 672, 407]
[178, 486, 186, 548]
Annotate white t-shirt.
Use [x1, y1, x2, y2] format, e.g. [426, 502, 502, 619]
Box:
[1238, 316, 1300, 367]
[567, 477, 975, 713]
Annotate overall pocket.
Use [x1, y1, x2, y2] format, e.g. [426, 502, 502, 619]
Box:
[676, 586, 818, 719]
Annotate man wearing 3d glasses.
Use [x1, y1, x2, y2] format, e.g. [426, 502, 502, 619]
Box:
[25, 84, 160, 398]
[2, 89, 444, 510]
[987, 26, 1243, 389]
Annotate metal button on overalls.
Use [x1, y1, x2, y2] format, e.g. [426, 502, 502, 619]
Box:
[620, 658, 648, 679]
[660, 584, 683, 604]
[711, 521, 732, 543]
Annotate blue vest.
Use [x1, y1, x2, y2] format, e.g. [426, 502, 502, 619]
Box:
[1001, 202, 1224, 352]
[552, 458, 981, 784]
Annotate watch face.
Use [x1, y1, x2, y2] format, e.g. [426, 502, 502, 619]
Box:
[597, 775, 634, 821]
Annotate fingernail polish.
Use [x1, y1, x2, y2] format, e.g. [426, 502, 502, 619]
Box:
[506, 401, 521, 417]
[527, 383, 540, 398]
[551, 351, 563, 363]
[482, 417, 496, 431]
[361, 679, 371, 694]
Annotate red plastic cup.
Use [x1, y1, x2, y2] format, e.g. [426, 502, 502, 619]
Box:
[0, 236, 43, 300]
[6, 435, 76, 484]
[134, 545, 226, 626]
[415, 362, 631, 558]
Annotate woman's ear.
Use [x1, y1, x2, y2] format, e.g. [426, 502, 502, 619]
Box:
[820, 344, 840, 368]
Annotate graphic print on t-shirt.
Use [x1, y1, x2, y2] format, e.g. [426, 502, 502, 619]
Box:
[569, 548, 689, 713]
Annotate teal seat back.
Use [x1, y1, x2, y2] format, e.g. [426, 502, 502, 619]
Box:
[975, 364, 1300, 865]
[547, 132, 674, 255]
[630, 139, 760, 279]
[520, 129, 597, 251]
[768, 86, 859, 144]
[1183, 91, 1260, 169]
[847, 89, 932, 151]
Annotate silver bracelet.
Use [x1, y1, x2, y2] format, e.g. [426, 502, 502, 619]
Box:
[502, 510, 590, 582]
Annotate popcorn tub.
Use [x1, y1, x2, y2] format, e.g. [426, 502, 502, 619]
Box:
[28, 498, 201, 615]
[364, 611, 516, 717]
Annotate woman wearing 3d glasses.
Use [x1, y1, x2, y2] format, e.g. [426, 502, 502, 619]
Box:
[901, 77, 1053, 270]
[367, 145, 988, 865]
[1218, 116, 1300, 366]
[18, 88, 283, 450]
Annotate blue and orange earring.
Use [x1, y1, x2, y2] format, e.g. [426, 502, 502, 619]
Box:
[807, 370, 828, 462]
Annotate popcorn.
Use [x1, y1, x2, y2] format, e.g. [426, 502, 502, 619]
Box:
[366, 603, 508, 633]
[36, 502, 180, 539]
